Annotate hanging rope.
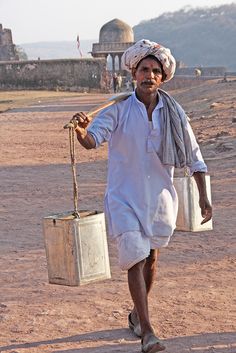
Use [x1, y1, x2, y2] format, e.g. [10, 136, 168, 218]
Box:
[68, 127, 80, 218]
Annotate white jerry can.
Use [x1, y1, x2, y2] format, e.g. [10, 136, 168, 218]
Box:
[43, 211, 111, 286]
[173, 176, 213, 232]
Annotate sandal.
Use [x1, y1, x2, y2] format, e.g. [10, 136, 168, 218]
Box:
[128, 313, 142, 337]
[141, 334, 166, 353]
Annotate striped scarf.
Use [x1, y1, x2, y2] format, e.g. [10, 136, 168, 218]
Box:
[158, 89, 194, 168]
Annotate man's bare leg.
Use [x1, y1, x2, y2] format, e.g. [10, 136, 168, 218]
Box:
[128, 249, 160, 346]
[129, 249, 159, 327]
[144, 249, 159, 292]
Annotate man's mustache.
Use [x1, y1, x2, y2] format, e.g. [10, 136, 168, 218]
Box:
[141, 80, 156, 85]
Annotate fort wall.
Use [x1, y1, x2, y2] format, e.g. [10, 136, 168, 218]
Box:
[176, 66, 227, 76]
[0, 58, 107, 91]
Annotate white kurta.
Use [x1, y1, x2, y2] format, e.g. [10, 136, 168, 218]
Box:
[87, 92, 207, 239]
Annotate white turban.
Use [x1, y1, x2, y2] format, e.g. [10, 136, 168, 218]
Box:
[121, 39, 176, 82]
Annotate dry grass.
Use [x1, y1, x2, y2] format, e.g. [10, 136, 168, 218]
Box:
[0, 90, 84, 112]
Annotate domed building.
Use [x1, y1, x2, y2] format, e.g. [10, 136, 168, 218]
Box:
[91, 18, 134, 72]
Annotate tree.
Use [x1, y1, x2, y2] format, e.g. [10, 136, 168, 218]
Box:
[15, 45, 28, 61]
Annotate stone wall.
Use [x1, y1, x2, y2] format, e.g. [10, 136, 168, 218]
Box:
[162, 76, 216, 91]
[176, 66, 227, 76]
[0, 58, 107, 91]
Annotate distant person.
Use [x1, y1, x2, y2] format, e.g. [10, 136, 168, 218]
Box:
[112, 72, 118, 93]
[72, 39, 212, 353]
[117, 73, 123, 92]
[101, 69, 111, 93]
[223, 72, 228, 82]
[125, 79, 131, 91]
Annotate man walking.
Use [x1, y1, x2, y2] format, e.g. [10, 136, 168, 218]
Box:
[72, 39, 212, 353]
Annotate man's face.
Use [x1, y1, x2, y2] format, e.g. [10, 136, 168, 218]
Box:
[132, 57, 163, 94]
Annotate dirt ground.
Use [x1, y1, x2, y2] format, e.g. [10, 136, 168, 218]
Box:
[0, 79, 235, 353]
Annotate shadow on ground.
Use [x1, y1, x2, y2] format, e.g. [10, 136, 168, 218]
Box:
[0, 330, 235, 353]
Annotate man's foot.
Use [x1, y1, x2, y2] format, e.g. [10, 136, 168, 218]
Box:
[141, 334, 166, 353]
[128, 312, 142, 337]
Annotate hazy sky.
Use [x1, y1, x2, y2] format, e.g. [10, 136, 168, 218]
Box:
[1, 0, 235, 44]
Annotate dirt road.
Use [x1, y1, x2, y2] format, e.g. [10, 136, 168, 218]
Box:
[0, 81, 235, 352]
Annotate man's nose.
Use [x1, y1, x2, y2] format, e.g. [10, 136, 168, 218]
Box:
[146, 70, 155, 79]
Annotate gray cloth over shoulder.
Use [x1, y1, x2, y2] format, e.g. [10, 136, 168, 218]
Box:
[158, 89, 194, 168]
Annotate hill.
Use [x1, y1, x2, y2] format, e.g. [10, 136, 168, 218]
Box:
[20, 39, 94, 60]
[133, 4, 236, 71]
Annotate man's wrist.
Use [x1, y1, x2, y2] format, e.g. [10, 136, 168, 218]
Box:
[75, 126, 87, 137]
[75, 128, 95, 149]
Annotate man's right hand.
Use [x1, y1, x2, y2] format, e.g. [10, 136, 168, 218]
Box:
[71, 112, 91, 129]
[70, 112, 95, 149]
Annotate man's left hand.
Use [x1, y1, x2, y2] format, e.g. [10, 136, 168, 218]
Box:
[199, 197, 212, 224]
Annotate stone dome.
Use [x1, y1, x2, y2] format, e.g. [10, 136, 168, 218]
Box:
[99, 18, 134, 43]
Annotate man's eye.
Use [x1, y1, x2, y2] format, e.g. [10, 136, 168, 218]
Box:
[153, 69, 162, 75]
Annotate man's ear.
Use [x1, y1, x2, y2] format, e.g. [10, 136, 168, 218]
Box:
[161, 72, 167, 82]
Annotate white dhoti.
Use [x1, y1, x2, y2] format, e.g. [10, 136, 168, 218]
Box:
[116, 230, 171, 270]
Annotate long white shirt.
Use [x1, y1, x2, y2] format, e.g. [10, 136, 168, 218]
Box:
[87, 92, 207, 238]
